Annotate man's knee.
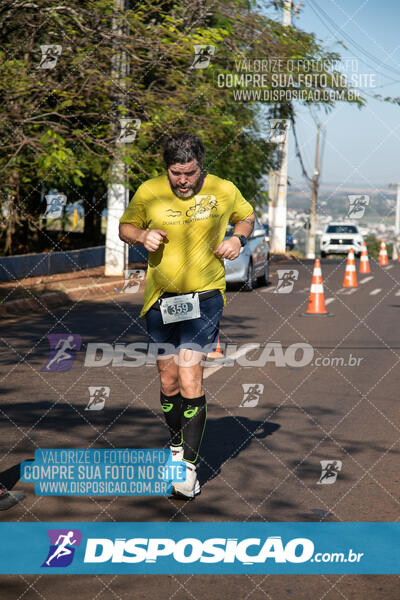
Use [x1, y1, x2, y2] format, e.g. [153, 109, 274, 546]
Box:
[179, 366, 203, 397]
[157, 355, 179, 395]
[159, 372, 179, 395]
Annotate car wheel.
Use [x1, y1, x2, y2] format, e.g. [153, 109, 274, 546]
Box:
[320, 251, 326, 258]
[243, 261, 255, 291]
[257, 261, 269, 287]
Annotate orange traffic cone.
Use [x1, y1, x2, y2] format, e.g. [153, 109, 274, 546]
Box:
[379, 239, 389, 266]
[301, 259, 332, 316]
[343, 248, 358, 287]
[207, 336, 224, 359]
[359, 241, 370, 274]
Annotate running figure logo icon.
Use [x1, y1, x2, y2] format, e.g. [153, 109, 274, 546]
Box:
[42, 334, 82, 372]
[38, 45, 62, 69]
[347, 195, 369, 219]
[121, 269, 145, 293]
[317, 460, 342, 485]
[267, 119, 290, 144]
[86, 386, 110, 411]
[190, 45, 215, 69]
[275, 269, 299, 294]
[239, 384, 264, 407]
[42, 529, 82, 567]
[44, 190, 67, 219]
[117, 118, 141, 144]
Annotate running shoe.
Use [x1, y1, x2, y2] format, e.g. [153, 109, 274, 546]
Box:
[172, 462, 200, 499]
[170, 446, 183, 461]
[0, 482, 25, 511]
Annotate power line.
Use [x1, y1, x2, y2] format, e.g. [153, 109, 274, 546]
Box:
[308, 0, 400, 78]
[307, 0, 400, 83]
[290, 116, 312, 185]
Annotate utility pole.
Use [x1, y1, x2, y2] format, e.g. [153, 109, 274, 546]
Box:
[388, 183, 400, 259]
[105, 0, 129, 276]
[283, 0, 292, 25]
[268, 170, 279, 233]
[306, 123, 321, 259]
[270, 0, 292, 254]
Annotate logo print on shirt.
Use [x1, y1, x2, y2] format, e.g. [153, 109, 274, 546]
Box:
[165, 209, 182, 217]
[186, 195, 218, 219]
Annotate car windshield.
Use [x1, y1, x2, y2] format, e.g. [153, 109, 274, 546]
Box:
[326, 225, 358, 234]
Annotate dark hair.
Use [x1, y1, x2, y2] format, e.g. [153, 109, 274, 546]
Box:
[163, 133, 205, 168]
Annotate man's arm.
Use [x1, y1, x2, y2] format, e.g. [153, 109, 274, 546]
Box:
[232, 213, 255, 238]
[119, 223, 146, 246]
[119, 223, 167, 252]
[214, 212, 255, 260]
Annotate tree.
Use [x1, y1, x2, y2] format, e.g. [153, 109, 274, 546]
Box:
[0, 0, 359, 255]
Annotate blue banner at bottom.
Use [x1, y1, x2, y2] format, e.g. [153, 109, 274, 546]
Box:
[0, 522, 398, 574]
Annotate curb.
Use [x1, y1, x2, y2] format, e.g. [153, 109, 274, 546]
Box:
[0, 279, 144, 319]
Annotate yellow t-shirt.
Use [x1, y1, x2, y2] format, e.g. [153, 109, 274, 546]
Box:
[120, 173, 253, 317]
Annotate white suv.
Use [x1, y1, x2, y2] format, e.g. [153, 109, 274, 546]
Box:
[320, 222, 364, 257]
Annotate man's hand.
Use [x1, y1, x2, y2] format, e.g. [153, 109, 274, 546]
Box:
[214, 236, 242, 260]
[143, 229, 167, 252]
[119, 223, 167, 250]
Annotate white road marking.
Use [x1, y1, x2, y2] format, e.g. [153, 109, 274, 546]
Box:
[384, 265, 394, 270]
[325, 298, 335, 305]
[203, 345, 253, 378]
[395, 290, 400, 296]
[203, 363, 224, 378]
[336, 288, 357, 294]
[261, 286, 276, 293]
[360, 276, 374, 284]
[370, 288, 382, 296]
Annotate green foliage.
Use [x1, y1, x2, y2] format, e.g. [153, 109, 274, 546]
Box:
[365, 235, 392, 260]
[0, 0, 358, 254]
[38, 130, 84, 186]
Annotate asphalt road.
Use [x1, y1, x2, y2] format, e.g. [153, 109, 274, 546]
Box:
[0, 258, 399, 598]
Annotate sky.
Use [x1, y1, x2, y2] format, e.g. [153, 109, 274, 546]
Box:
[276, 0, 400, 191]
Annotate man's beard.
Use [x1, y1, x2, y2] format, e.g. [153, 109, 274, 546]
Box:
[168, 171, 204, 199]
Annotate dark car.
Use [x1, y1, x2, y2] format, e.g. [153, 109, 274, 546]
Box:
[263, 224, 295, 251]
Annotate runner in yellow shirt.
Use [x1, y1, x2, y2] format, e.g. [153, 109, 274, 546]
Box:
[119, 133, 254, 498]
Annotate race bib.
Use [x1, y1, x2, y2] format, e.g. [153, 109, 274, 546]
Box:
[160, 293, 201, 324]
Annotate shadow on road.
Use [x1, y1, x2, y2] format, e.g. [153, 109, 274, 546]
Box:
[198, 416, 280, 485]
